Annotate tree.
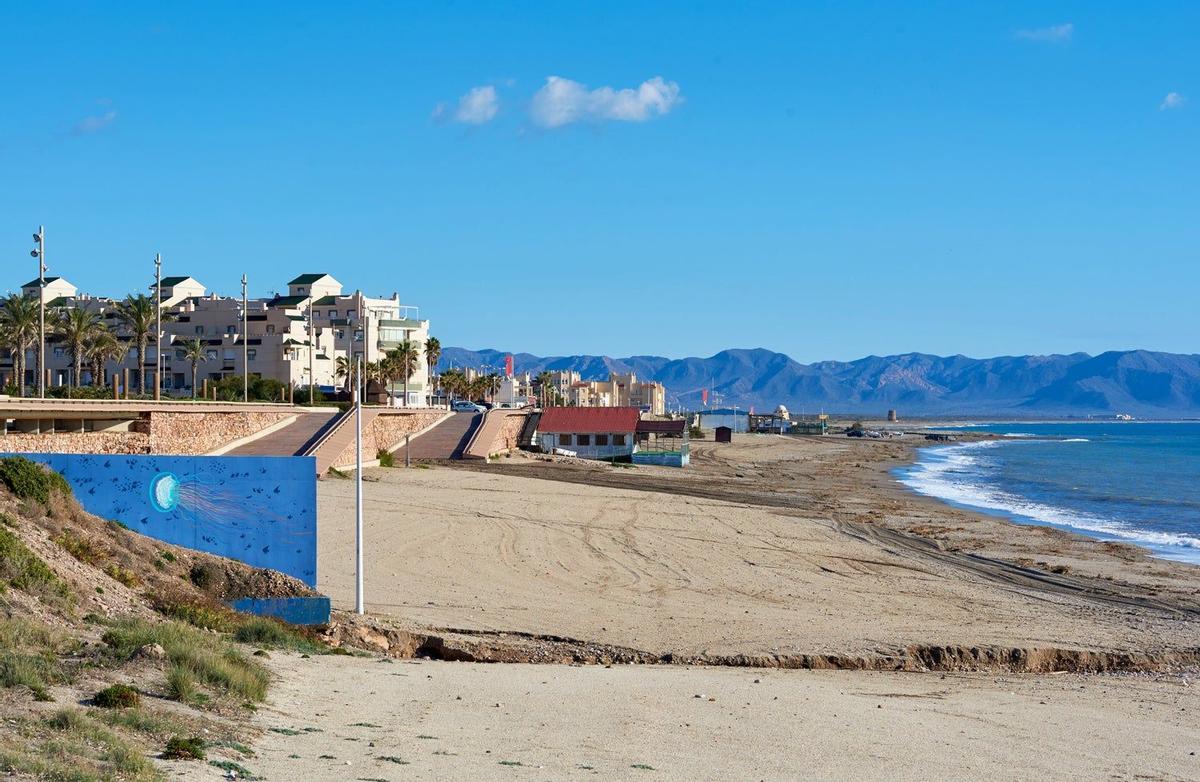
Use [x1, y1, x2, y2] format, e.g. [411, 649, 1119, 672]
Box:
[115, 294, 157, 394]
[84, 327, 124, 389]
[423, 336, 441, 404]
[439, 368, 465, 402]
[386, 340, 420, 407]
[0, 294, 39, 396]
[54, 307, 104, 389]
[536, 370, 553, 408]
[335, 355, 356, 392]
[181, 339, 208, 399]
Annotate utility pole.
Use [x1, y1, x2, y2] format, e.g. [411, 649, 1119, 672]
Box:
[355, 355, 364, 615]
[30, 227, 46, 398]
[241, 274, 249, 402]
[154, 254, 162, 401]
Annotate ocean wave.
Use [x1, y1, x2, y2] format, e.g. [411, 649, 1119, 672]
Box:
[899, 443, 1200, 561]
[1004, 432, 1035, 438]
[1060, 438, 1090, 442]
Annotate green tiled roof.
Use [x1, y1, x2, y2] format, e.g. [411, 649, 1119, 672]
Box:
[270, 295, 309, 307]
[288, 273, 329, 285]
[21, 276, 63, 288]
[159, 276, 195, 287]
[312, 295, 338, 305]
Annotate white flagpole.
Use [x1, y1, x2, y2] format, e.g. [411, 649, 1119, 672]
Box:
[355, 356, 364, 615]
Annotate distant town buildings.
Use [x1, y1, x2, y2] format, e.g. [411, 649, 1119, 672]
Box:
[538, 370, 666, 415]
[3, 272, 431, 403]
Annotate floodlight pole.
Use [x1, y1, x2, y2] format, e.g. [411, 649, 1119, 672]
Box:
[154, 254, 162, 401]
[355, 355, 364, 615]
[241, 274, 249, 402]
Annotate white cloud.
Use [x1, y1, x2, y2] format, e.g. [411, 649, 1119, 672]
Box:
[1015, 23, 1073, 43]
[530, 76, 682, 128]
[433, 85, 500, 125]
[1160, 92, 1186, 110]
[455, 85, 499, 124]
[73, 110, 118, 135]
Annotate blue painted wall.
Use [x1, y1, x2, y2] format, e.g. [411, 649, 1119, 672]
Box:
[230, 596, 331, 626]
[9, 454, 317, 587]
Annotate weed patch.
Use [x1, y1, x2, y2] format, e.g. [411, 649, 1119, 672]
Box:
[0, 527, 73, 608]
[55, 529, 106, 566]
[164, 736, 206, 760]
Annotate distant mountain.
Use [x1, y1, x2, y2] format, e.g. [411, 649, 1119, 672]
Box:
[439, 347, 1200, 417]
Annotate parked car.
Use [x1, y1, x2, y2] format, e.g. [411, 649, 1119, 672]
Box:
[451, 400, 486, 413]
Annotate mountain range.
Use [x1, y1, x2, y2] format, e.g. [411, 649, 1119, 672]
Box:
[439, 347, 1200, 417]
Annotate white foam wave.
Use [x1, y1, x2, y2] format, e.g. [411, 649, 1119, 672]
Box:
[1061, 438, 1089, 442]
[899, 443, 1200, 561]
[1004, 432, 1035, 438]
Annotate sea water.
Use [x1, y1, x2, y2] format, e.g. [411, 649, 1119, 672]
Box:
[896, 422, 1200, 564]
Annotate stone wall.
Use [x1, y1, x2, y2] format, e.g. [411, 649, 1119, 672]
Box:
[0, 431, 149, 455]
[331, 409, 448, 468]
[146, 410, 295, 455]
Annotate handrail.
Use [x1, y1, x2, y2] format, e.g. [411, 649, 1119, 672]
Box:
[300, 405, 357, 457]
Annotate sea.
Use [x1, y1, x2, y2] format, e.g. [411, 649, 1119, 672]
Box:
[896, 422, 1200, 564]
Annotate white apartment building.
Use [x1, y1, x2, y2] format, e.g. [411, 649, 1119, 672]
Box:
[542, 370, 666, 415]
[3, 272, 432, 404]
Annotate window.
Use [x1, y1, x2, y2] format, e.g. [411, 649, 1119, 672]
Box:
[613, 434, 626, 446]
[223, 349, 235, 360]
[175, 349, 185, 359]
[595, 434, 609, 446]
[266, 324, 276, 335]
[329, 310, 338, 318]
[558, 434, 572, 447]
[576, 434, 591, 446]
[53, 347, 65, 358]
[247, 349, 257, 361]
[206, 349, 218, 360]
[195, 326, 204, 335]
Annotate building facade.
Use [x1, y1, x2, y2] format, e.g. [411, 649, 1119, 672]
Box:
[541, 370, 666, 415]
[2, 272, 432, 404]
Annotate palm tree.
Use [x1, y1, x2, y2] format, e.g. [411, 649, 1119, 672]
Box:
[84, 327, 124, 389]
[54, 307, 104, 389]
[181, 338, 207, 399]
[0, 294, 39, 396]
[386, 340, 420, 407]
[423, 336, 441, 404]
[115, 294, 157, 394]
[335, 355, 356, 392]
[536, 370, 553, 408]
[439, 368, 465, 402]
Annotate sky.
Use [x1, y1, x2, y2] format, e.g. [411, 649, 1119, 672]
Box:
[1, 2, 1196, 363]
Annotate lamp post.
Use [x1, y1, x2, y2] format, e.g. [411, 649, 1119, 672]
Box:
[30, 227, 46, 398]
[154, 254, 162, 401]
[241, 274, 248, 402]
[307, 301, 315, 405]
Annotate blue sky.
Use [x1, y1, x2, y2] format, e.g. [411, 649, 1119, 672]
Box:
[1, 2, 1196, 362]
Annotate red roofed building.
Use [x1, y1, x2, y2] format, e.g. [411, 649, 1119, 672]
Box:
[536, 407, 641, 460]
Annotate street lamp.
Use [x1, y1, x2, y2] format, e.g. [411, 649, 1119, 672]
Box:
[241, 274, 248, 402]
[154, 254, 162, 401]
[30, 227, 46, 398]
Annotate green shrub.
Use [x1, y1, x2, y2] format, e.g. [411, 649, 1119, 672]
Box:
[93, 683, 140, 709]
[164, 736, 206, 760]
[377, 449, 395, 468]
[0, 527, 73, 607]
[103, 563, 141, 588]
[97, 706, 187, 738]
[0, 457, 72, 504]
[232, 617, 324, 654]
[103, 619, 269, 702]
[151, 597, 234, 632]
[0, 653, 58, 701]
[189, 561, 225, 593]
[40, 708, 157, 779]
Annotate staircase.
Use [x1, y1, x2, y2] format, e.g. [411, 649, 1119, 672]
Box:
[406, 412, 481, 461]
[226, 411, 339, 457]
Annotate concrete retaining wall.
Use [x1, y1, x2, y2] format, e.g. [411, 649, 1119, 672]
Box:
[463, 409, 530, 460]
[330, 409, 449, 468]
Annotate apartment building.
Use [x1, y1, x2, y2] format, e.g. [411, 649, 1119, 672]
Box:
[542, 370, 666, 415]
[3, 272, 431, 404]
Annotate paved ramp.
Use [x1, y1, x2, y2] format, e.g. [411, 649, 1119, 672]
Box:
[406, 412, 481, 461]
[226, 410, 339, 457]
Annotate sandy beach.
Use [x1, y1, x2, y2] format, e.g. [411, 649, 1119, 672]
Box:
[316, 435, 1200, 664]
[227, 654, 1199, 782]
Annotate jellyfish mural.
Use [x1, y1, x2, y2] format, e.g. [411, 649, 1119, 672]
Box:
[8, 453, 318, 586]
